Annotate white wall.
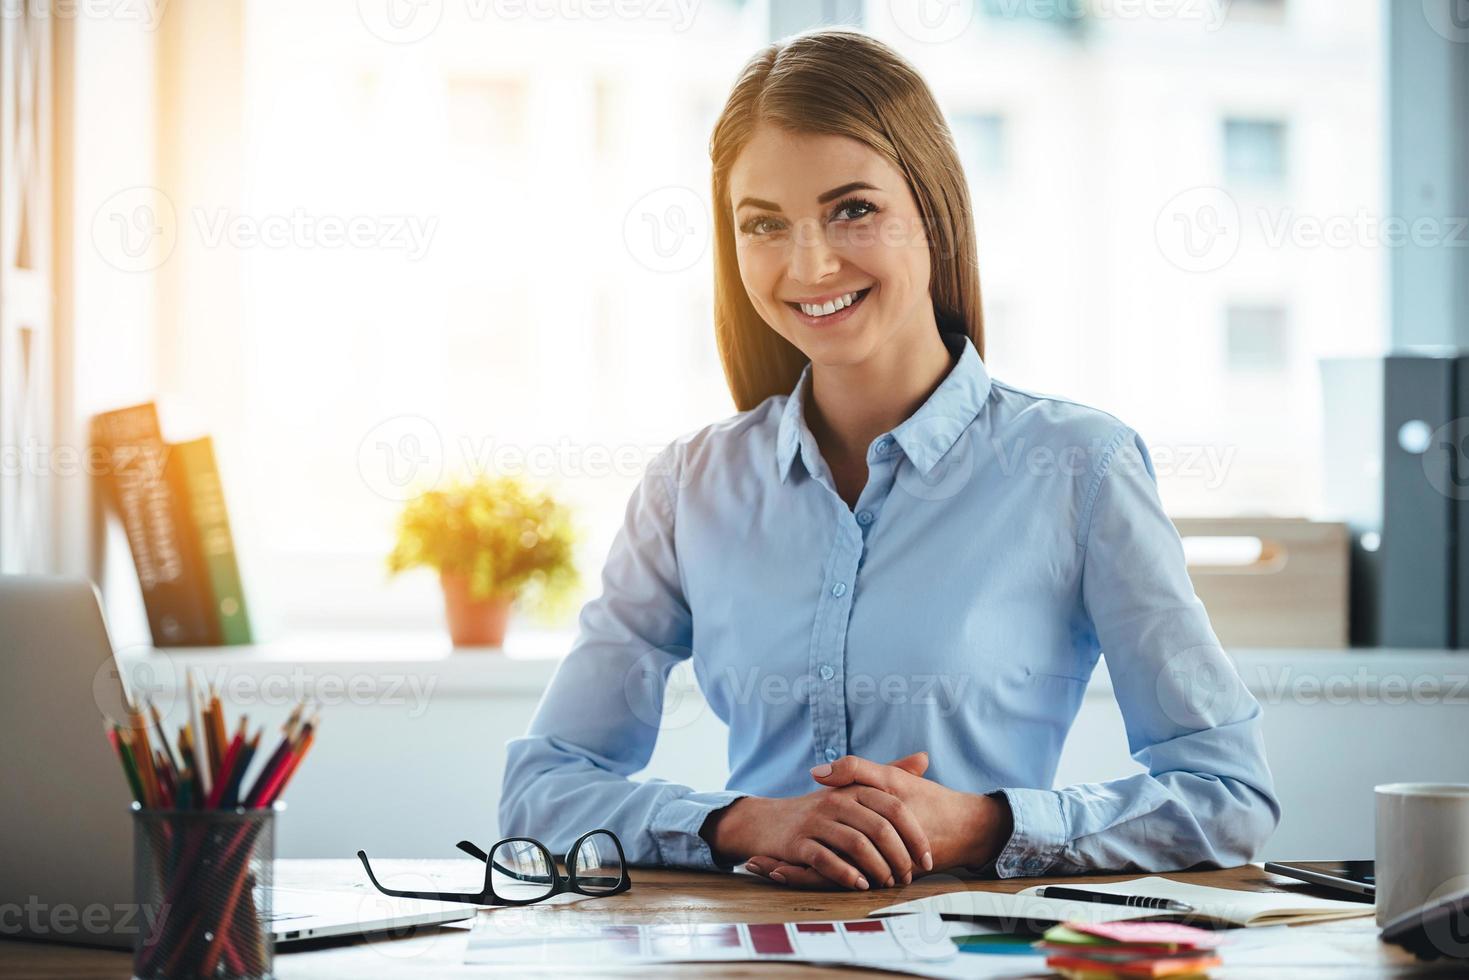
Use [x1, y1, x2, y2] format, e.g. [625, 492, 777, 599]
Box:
[122, 643, 1469, 865]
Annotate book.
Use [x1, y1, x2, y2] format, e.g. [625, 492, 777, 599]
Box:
[92, 403, 219, 646]
[870, 876, 1375, 930]
[167, 437, 252, 645]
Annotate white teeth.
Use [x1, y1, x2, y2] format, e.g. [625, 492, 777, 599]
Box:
[799, 290, 863, 317]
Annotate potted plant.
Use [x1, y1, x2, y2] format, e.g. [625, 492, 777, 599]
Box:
[387, 475, 578, 648]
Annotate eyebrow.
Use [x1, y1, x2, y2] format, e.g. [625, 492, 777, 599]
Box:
[735, 181, 880, 213]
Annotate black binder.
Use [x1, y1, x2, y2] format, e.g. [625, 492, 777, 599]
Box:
[1380, 353, 1457, 648]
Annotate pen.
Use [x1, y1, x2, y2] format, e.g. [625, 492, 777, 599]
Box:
[1034, 886, 1194, 913]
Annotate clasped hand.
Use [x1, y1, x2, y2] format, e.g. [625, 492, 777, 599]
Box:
[704, 752, 1012, 890]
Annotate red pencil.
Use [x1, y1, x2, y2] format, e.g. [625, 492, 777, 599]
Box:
[205, 725, 245, 810]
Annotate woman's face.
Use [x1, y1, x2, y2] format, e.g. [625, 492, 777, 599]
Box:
[728, 124, 934, 368]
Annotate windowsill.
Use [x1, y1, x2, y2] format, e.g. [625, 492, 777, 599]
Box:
[119, 635, 1469, 700]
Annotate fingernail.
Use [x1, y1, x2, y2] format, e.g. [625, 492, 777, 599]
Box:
[855, 876, 869, 890]
[744, 862, 758, 872]
[885, 876, 895, 888]
[810, 764, 832, 777]
[923, 852, 933, 871]
[903, 872, 912, 885]
[769, 871, 785, 883]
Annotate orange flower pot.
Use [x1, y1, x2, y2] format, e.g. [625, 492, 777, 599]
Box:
[439, 572, 513, 648]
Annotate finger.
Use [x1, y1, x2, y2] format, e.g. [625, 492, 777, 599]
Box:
[765, 864, 837, 890]
[742, 856, 780, 878]
[816, 822, 895, 888]
[834, 797, 914, 884]
[855, 786, 933, 873]
[888, 751, 929, 778]
[810, 754, 897, 791]
[799, 838, 871, 891]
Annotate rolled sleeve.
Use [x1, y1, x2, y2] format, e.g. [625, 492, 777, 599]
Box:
[651, 790, 748, 870]
[990, 787, 1069, 878]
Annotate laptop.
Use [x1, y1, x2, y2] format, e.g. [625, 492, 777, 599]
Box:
[0, 574, 474, 949]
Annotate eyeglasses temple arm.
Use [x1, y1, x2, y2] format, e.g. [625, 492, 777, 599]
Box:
[356, 850, 490, 904]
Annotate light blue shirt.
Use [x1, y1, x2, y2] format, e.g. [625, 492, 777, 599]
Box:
[501, 330, 1279, 877]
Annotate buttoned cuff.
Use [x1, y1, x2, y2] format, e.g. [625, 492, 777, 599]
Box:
[990, 787, 1068, 878]
[649, 790, 747, 871]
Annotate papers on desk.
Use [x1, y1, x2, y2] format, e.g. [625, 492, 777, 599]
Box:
[464, 911, 974, 975]
[870, 876, 1375, 930]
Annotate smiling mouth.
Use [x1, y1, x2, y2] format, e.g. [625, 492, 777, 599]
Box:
[786, 287, 873, 321]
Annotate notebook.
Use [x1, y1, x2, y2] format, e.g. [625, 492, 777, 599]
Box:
[870, 876, 1375, 929]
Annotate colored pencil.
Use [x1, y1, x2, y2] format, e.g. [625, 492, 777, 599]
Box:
[106, 723, 145, 805]
[187, 671, 210, 795]
[208, 688, 228, 777]
[127, 702, 162, 809]
[148, 698, 179, 775]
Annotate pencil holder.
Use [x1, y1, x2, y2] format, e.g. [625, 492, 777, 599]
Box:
[131, 803, 281, 980]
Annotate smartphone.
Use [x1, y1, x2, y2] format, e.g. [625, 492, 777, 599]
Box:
[1263, 860, 1375, 898]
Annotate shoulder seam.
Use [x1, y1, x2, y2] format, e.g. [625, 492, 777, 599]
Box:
[989, 379, 1130, 429]
[1077, 425, 1135, 554]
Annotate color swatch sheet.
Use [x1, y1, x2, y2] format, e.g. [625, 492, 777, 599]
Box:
[465, 911, 957, 968]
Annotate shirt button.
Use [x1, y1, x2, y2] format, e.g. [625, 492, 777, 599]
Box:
[877, 437, 893, 453]
[831, 582, 847, 597]
[824, 747, 840, 763]
[856, 510, 873, 526]
[819, 664, 835, 681]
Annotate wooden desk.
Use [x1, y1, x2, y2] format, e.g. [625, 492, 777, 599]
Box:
[0, 862, 1453, 978]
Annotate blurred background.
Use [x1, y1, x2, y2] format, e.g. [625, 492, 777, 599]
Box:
[3, 0, 1468, 860]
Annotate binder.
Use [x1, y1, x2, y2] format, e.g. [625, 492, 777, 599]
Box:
[1380, 353, 1456, 648]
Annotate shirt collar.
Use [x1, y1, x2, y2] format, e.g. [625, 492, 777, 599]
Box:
[776, 330, 992, 483]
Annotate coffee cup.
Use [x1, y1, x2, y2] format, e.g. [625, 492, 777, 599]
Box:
[1375, 783, 1469, 926]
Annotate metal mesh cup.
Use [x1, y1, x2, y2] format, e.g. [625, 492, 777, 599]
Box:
[131, 803, 279, 980]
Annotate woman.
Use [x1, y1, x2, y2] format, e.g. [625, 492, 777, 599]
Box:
[500, 27, 1278, 891]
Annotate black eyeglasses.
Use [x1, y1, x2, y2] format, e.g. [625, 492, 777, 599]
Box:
[357, 828, 630, 906]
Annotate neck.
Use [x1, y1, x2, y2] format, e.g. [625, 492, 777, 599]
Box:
[804, 313, 956, 465]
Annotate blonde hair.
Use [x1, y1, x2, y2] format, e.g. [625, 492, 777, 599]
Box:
[708, 27, 985, 412]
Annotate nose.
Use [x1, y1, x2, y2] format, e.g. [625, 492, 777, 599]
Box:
[787, 217, 841, 286]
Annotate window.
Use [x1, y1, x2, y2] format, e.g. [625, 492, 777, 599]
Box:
[176, 0, 1382, 630]
[1224, 118, 1289, 186]
[951, 113, 1007, 179]
[1226, 305, 1290, 373]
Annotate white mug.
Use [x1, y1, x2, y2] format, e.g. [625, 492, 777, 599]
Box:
[1375, 783, 1469, 926]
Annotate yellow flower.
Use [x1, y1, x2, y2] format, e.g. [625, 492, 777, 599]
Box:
[387, 474, 579, 621]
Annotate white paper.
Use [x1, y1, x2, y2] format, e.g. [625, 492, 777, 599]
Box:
[871, 875, 1374, 929]
[464, 911, 959, 969]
